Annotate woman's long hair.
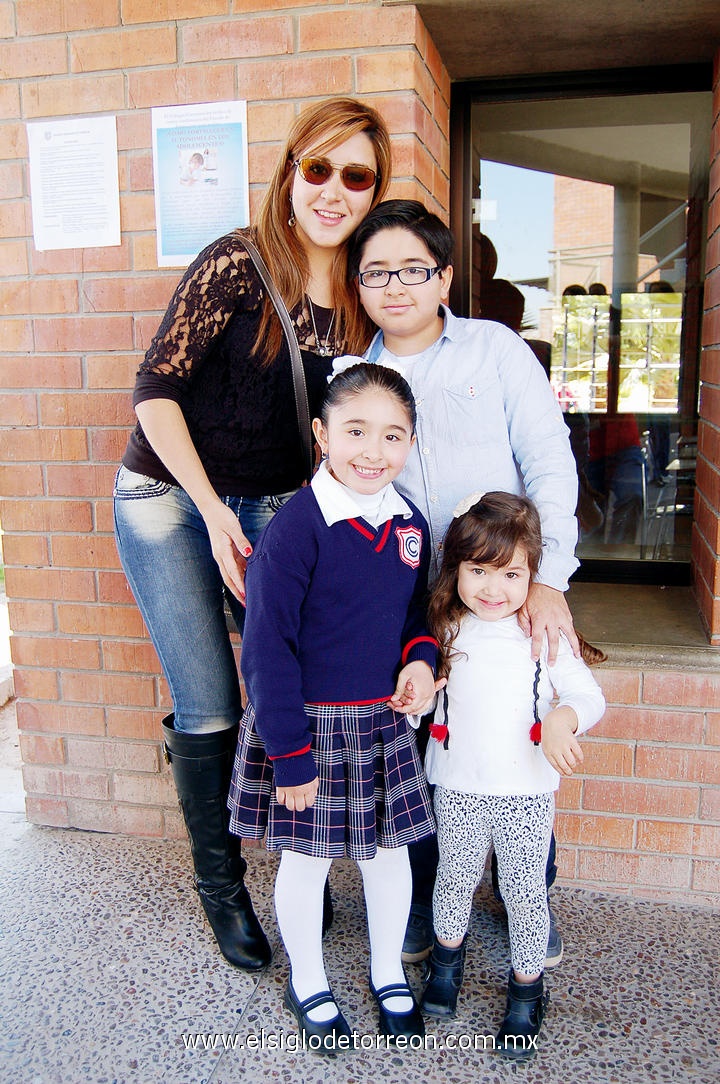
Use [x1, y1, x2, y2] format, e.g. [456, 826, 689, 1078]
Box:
[250, 98, 392, 364]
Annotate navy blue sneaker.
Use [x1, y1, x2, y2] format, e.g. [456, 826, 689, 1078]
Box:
[401, 903, 433, 963]
[496, 891, 564, 968]
[545, 905, 564, 968]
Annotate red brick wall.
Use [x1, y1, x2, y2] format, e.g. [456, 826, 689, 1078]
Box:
[1, 4, 719, 907]
[553, 175, 615, 294]
[556, 664, 720, 905]
[0, 1, 450, 842]
[694, 51, 720, 643]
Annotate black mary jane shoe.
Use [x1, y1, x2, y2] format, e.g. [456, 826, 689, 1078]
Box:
[369, 979, 425, 1041]
[283, 981, 352, 1055]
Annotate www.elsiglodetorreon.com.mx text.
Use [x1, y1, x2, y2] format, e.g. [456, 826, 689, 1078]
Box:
[182, 1029, 538, 1053]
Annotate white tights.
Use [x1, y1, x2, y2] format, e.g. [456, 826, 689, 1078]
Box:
[274, 846, 412, 1022]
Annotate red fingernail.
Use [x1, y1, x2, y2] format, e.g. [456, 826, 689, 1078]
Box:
[243, 547, 252, 557]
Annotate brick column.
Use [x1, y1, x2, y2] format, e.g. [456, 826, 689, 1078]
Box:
[693, 48, 720, 644]
[0, 1, 450, 835]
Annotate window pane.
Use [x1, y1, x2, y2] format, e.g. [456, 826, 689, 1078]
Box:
[471, 90, 711, 568]
[551, 294, 610, 412]
[618, 291, 682, 413]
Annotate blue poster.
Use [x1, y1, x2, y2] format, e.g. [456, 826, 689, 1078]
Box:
[152, 101, 249, 267]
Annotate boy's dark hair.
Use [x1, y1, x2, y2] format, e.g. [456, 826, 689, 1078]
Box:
[349, 199, 454, 279]
[320, 361, 417, 433]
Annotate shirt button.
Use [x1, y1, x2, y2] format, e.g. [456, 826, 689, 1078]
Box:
[430, 495, 438, 503]
[422, 447, 430, 455]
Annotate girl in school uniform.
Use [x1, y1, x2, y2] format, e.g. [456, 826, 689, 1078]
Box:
[228, 362, 439, 1052]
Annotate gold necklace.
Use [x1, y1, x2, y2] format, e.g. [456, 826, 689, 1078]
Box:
[307, 295, 336, 357]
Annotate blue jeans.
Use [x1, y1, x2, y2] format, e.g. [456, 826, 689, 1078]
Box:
[113, 466, 295, 734]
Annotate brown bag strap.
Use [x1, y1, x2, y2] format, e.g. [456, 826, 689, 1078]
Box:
[241, 234, 314, 485]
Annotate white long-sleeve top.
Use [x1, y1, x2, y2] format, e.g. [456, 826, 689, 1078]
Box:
[424, 614, 605, 796]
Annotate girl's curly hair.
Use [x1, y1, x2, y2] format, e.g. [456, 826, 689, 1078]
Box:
[428, 492, 542, 679]
[428, 491, 606, 678]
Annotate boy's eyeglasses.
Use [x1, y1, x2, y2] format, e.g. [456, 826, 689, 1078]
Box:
[358, 266, 442, 289]
[294, 157, 377, 192]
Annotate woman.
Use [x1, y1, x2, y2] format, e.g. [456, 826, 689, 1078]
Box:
[113, 98, 392, 971]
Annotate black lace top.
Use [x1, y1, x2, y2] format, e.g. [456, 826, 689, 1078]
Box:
[122, 231, 335, 497]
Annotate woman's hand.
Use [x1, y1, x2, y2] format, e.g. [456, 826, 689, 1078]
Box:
[275, 778, 319, 811]
[135, 399, 252, 600]
[388, 661, 445, 716]
[540, 706, 583, 777]
[202, 501, 252, 602]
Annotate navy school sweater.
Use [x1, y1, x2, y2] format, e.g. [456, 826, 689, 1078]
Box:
[240, 486, 437, 787]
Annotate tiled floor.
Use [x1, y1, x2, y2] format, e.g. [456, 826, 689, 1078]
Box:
[1, 774, 719, 1084]
[2, 584, 719, 1084]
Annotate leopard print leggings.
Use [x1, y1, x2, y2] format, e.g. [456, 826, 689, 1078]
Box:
[433, 787, 554, 976]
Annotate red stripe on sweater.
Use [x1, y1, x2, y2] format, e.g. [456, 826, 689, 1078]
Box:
[305, 696, 392, 707]
[374, 519, 392, 552]
[348, 518, 374, 540]
[268, 742, 312, 761]
[401, 635, 439, 664]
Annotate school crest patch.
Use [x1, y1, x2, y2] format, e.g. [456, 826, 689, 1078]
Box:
[395, 525, 422, 569]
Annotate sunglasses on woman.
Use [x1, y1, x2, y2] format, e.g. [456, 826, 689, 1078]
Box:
[294, 156, 377, 192]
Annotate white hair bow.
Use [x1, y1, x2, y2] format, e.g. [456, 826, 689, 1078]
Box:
[452, 491, 486, 518]
[328, 354, 408, 383]
[328, 355, 366, 382]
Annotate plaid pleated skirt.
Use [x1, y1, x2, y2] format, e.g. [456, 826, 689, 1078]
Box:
[227, 700, 436, 861]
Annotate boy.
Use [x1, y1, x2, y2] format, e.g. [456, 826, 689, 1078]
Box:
[346, 199, 581, 967]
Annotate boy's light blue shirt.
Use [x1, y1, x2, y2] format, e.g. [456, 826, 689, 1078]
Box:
[363, 305, 579, 589]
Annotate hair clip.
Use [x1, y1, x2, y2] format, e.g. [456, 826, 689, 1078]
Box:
[327, 354, 367, 383]
[327, 355, 408, 383]
[452, 491, 486, 518]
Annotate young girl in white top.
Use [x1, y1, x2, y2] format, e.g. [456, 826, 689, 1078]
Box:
[228, 363, 440, 1052]
[420, 491, 605, 1060]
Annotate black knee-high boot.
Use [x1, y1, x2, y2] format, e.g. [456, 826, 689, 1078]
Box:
[162, 714, 272, 971]
[496, 970, 548, 1059]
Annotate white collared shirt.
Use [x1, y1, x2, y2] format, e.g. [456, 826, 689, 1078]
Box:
[310, 459, 413, 528]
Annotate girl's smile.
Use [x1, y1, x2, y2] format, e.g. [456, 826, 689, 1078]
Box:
[457, 545, 532, 622]
[353, 463, 385, 479]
